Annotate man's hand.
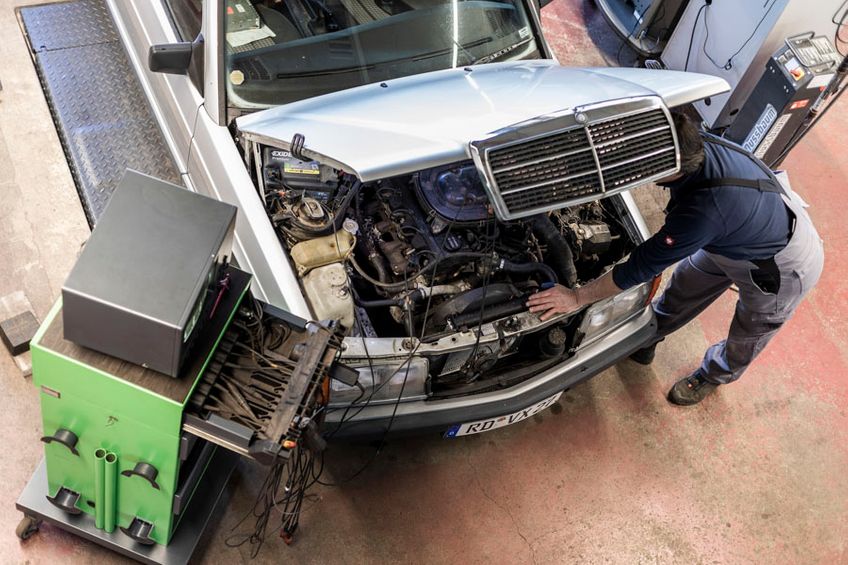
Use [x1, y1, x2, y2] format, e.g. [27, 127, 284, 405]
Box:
[526, 271, 625, 322]
[526, 284, 581, 321]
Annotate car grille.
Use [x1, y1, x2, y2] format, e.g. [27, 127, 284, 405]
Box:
[479, 106, 678, 219]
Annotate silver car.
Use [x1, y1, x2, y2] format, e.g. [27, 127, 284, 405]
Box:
[106, 0, 727, 438]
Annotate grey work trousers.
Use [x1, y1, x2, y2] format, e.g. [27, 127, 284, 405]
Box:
[649, 177, 824, 385]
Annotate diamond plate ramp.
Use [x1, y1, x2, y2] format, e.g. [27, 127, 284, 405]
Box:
[18, 0, 182, 227]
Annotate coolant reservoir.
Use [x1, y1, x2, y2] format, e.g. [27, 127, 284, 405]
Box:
[290, 229, 355, 275]
[302, 263, 354, 329]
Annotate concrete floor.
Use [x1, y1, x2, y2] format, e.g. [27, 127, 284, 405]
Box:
[1, 0, 847, 563]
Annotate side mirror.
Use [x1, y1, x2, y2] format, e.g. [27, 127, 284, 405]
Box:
[148, 42, 193, 75]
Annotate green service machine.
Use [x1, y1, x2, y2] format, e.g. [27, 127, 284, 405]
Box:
[15, 171, 343, 564]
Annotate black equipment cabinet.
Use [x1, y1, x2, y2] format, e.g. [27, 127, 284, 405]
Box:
[725, 35, 841, 166]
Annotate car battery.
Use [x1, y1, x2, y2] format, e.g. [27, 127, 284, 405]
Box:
[262, 147, 338, 194]
[724, 35, 840, 166]
[61, 170, 236, 378]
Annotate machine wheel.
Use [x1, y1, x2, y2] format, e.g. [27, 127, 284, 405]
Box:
[16, 515, 40, 540]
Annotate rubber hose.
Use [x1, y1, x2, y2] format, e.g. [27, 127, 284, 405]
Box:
[357, 287, 438, 308]
[328, 180, 360, 231]
[531, 215, 578, 288]
[350, 255, 418, 291]
[350, 252, 492, 291]
[367, 252, 392, 284]
[356, 296, 405, 307]
[449, 295, 529, 329]
[498, 258, 558, 284]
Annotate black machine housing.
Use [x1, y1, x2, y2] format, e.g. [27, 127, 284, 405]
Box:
[62, 171, 236, 378]
[725, 35, 841, 166]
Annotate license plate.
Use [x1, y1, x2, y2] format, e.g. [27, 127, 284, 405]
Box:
[444, 391, 563, 438]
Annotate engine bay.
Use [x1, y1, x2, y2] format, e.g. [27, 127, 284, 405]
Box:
[252, 146, 640, 388]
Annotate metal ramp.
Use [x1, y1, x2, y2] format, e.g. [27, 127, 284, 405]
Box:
[18, 0, 181, 227]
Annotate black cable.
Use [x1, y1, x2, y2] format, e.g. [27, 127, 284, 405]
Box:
[613, 2, 666, 66]
[700, 4, 722, 69]
[322, 256, 430, 441]
[834, 0, 848, 24]
[323, 211, 468, 435]
[277, 446, 318, 541]
[225, 429, 327, 556]
[223, 302, 334, 558]
[322, 339, 408, 434]
[635, 2, 667, 55]
[318, 195, 473, 484]
[615, 12, 642, 67]
[225, 451, 291, 557]
[315, 351, 419, 486]
[683, 3, 707, 71]
[834, 1, 848, 56]
[702, 0, 778, 71]
[459, 219, 498, 382]
[415, 201, 469, 340]
[349, 251, 490, 290]
[324, 380, 366, 438]
[315, 239, 424, 480]
[322, 261, 455, 444]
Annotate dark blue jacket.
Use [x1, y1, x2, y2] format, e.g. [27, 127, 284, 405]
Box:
[612, 137, 791, 290]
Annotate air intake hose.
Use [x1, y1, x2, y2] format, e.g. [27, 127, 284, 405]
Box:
[448, 295, 530, 329]
[531, 215, 578, 288]
[497, 258, 558, 285]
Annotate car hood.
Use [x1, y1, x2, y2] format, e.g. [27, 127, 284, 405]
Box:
[237, 60, 729, 182]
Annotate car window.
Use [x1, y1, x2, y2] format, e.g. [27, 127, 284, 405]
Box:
[166, 0, 202, 40]
[164, 0, 204, 90]
[222, 0, 541, 109]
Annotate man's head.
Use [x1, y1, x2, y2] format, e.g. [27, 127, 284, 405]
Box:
[658, 112, 705, 183]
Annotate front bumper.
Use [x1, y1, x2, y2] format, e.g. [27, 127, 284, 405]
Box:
[324, 306, 656, 439]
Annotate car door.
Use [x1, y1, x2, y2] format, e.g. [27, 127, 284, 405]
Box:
[106, 0, 203, 174]
[185, 0, 311, 317]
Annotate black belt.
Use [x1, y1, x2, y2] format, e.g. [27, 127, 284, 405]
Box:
[687, 136, 801, 294]
[691, 174, 795, 244]
[687, 176, 784, 193]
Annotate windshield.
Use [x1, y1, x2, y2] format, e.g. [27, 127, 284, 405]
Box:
[223, 0, 541, 109]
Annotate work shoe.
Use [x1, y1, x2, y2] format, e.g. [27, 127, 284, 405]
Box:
[667, 372, 718, 406]
[629, 343, 657, 365]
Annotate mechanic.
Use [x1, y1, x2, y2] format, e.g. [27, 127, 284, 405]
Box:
[527, 112, 824, 405]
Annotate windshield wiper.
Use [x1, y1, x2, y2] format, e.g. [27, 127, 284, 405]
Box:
[269, 35, 523, 80]
[474, 37, 534, 64]
[275, 64, 376, 78]
[452, 38, 479, 66]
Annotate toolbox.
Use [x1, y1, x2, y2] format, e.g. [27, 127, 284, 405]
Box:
[16, 172, 343, 564]
[21, 265, 341, 558]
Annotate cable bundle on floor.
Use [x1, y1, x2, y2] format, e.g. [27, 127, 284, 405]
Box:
[225, 441, 320, 558]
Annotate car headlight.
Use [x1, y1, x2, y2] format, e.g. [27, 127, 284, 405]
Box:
[329, 357, 429, 407]
[578, 283, 651, 345]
